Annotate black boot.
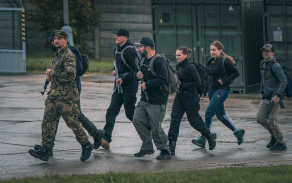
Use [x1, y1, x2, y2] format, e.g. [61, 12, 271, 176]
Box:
[206, 133, 217, 150]
[157, 149, 171, 160]
[270, 143, 287, 151]
[28, 146, 50, 161]
[266, 136, 277, 148]
[134, 149, 154, 157]
[93, 129, 105, 149]
[80, 141, 93, 161]
[34, 144, 53, 156]
[168, 141, 176, 155]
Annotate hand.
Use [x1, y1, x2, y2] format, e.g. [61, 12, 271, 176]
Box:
[47, 76, 51, 82]
[218, 79, 223, 85]
[46, 68, 51, 77]
[112, 70, 116, 76]
[137, 71, 144, 80]
[271, 95, 280, 103]
[141, 82, 147, 92]
[116, 78, 123, 85]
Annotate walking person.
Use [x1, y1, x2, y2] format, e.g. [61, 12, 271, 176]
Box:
[28, 30, 93, 161]
[132, 37, 171, 160]
[34, 30, 104, 156]
[192, 41, 245, 148]
[168, 46, 217, 155]
[101, 28, 140, 149]
[256, 44, 287, 150]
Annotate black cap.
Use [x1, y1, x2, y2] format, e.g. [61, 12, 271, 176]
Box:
[47, 30, 56, 41]
[135, 37, 155, 48]
[113, 28, 129, 38]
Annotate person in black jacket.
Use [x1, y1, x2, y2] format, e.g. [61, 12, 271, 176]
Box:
[132, 37, 171, 160]
[100, 28, 139, 149]
[167, 46, 217, 155]
[192, 41, 245, 148]
[34, 30, 104, 156]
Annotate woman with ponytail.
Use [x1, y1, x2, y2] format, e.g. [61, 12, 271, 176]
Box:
[167, 46, 217, 155]
[192, 41, 245, 148]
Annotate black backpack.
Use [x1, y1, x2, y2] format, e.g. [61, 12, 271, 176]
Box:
[185, 62, 213, 97]
[68, 45, 89, 76]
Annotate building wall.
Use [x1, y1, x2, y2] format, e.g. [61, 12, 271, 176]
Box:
[19, 0, 152, 58]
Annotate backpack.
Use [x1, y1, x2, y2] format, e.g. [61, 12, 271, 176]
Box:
[207, 56, 235, 84]
[114, 45, 142, 70]
[268, 61, 292, 98]
[68, 45, 89, 76]
[140, 54, 179, 94]
[185, 62, 213, 97]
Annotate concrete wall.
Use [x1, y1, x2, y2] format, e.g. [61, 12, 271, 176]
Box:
[17, 0, 152, 58]
[94, 0, 152, 58]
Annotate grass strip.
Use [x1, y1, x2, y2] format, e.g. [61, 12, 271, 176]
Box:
[2, 165, 292, 183]
[26, 54, 113, 74]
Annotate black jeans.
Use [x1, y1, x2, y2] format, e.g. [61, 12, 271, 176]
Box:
[168, 88, 210, 142]
[103, 87, 138, 142]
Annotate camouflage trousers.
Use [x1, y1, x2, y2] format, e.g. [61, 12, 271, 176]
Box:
[41, 97, 88, 148]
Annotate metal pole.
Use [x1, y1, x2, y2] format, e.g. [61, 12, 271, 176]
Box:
[63, 0, 69, 26]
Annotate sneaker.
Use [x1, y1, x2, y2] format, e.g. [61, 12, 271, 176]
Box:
[157, 149, 171, 160]
[28, 146, 50, 161]
[80, 141, 93, 161]
[101, 139, 110, 149]
[266, 136, 277, 148]
[134, 149, 154, 157]
[206, 133, 217, 150]
[192, 136, 206, 148]
[168, 141, 176, 155]
[34, 144, 53, 156]
[93, 130, 105, 149]
[234, 129, 245, 145]
[270, 143, 287, 151]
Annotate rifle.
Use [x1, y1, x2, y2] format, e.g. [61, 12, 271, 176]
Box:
[264, 88, 285, 125]
[41, 79, 50, 96]
[113, 61, 123, 93]
[135, 57, 149, 102]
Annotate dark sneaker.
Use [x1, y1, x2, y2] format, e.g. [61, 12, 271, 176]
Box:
[157, 149, 171, 160]
[134, 149, 154, 157]
[234, 129, 245, 145]
[93, 129, 105, 149]
[266, 136, 277, 148]
[206, 133, 217, 150]
[168, 141, 176, 155]
[270, 143, 287, 151]
[80, 141, 93, 161]
[34, 144, 53, 156]
[192, 136, 206, 148]
[28, 147, 50, 161]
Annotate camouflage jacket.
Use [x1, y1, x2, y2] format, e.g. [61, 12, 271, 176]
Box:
[48, 46, 79, 101]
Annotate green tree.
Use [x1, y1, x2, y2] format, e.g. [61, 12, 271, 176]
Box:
[27, 0, 103, 55]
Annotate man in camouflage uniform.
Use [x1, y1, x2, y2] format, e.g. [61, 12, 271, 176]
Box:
[28, 30, 93, 161]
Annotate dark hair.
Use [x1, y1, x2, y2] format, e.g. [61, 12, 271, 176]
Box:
[211, 41, 235, 64]
[177, 46, 191, 56]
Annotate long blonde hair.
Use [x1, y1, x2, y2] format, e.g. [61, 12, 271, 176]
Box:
[211, 41, 235, 64]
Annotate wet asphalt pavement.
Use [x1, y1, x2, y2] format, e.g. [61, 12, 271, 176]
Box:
[0, 74, 292, 179]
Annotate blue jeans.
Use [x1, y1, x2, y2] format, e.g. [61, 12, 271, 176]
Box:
[205, 89, 238, 132]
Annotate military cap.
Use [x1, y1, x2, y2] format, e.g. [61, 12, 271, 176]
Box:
[260, 44, 274, 52]
[53, 30, 68, 39]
